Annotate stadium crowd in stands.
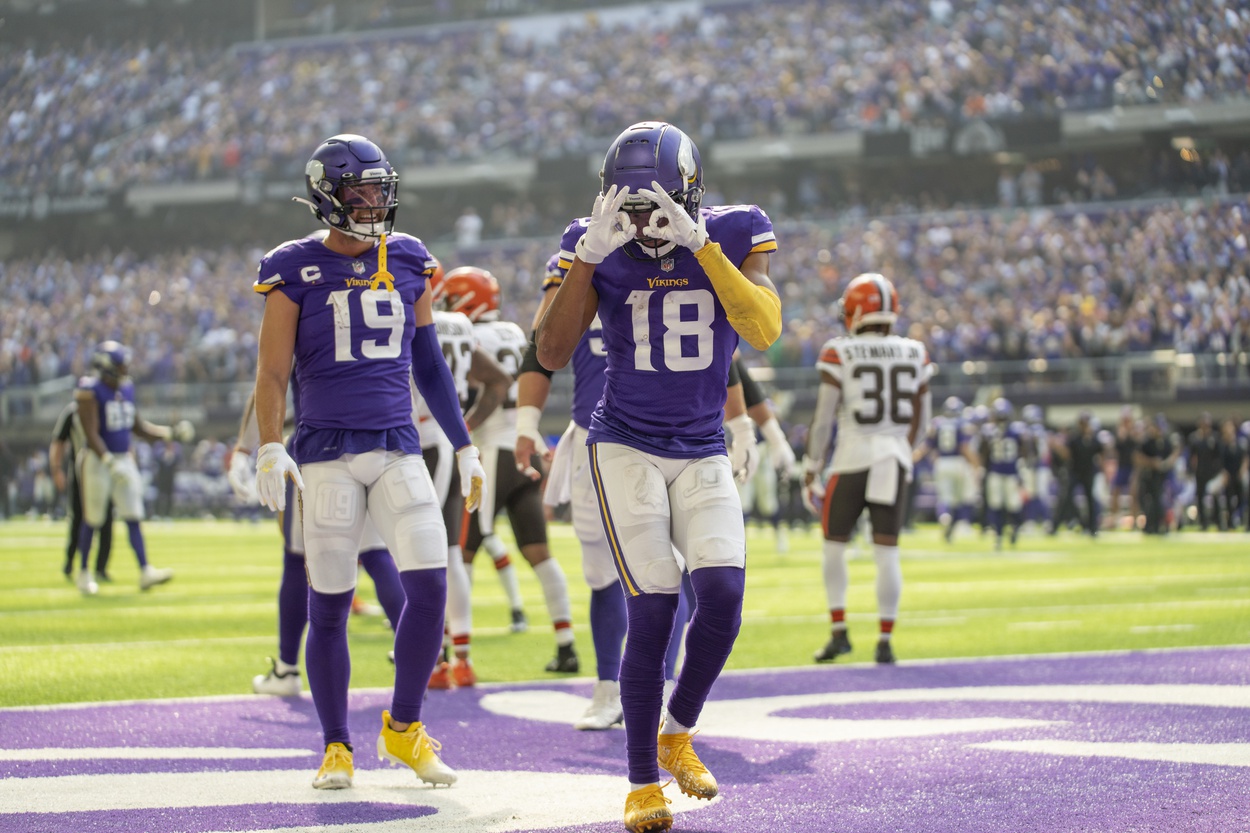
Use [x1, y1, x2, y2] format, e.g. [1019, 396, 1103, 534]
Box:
[3, 0, 1249, 195]
[4, 197, 1249, 391]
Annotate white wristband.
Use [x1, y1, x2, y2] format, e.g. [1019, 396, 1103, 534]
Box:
[575, 237, 604, 265]
[516, 405, 544, 440]
[761, 416, 787, 448]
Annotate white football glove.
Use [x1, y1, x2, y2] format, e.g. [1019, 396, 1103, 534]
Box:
[760, 417, 797, 475]
[575, 184, 636, 265]
[255, 442, 303, 512]
[173, 419, 196, 443]
[638, 182, 709, 251]
[726, 414, 760, 485]
[514, 405, 547, 482]
[457, 445, 487, 513]
[228, 449, 259, 505]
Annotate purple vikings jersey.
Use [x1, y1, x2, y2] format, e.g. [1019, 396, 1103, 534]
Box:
[986, 420, 1027, 475]
[76, 375, 136, 454]
[932, 415, 969, 458]
[558, 204, 777, 457]
[254, 232, 439, 464]
[542, 259, 607, 429]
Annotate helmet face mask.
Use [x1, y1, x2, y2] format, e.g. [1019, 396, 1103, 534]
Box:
[302, 134, 399, 241]
[92, 340, 132, 385]
[838, 273, 899, 333]
[434, 266, 500, 323]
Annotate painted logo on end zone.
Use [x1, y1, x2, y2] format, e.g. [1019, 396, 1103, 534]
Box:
[0, 649, 1248, 833]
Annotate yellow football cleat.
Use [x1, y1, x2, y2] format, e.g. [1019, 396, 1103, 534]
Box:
[624, 783, 673, 833]
[312, 742, 353, 790]
[656, 729, 718, 800]
[377, 710, 457, 786]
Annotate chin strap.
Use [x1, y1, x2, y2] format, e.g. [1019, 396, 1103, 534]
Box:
[369, 234, 396, 292]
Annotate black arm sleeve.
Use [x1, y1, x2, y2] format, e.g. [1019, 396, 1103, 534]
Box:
[727, 358, 741, 387]
[519, 331, 554, 378]
[736, 358, 766, 408]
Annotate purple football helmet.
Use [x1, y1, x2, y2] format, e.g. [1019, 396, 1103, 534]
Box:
[92, 340, 131, 381]
[991, 397, 1014, 421]
[300, 134, 398, 241]
[600, 121, 703, 218]
[943, 396, 965, 416]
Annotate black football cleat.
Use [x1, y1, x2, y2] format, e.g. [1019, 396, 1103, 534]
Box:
[814, 629, 852, 662]
[875, 639, 896, 665]
[545, 644, 579, 673]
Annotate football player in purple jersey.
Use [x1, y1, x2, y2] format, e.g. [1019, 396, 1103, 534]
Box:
[250, 134, 487, 792]
[227, 386, 408, 697]
[981, 397, 1028, 549]
[515, 254, 707, 733]
[73, 341, 192, 597]
[535, 122, 781, 833]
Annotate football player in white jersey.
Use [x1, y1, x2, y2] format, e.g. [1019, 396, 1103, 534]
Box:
[802, 273, 933, 666]
[412, 280, 512, 688]
[438, 266, 580, 674]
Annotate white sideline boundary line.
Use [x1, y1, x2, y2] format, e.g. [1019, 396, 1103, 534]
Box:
[4, 643, 1248, 713]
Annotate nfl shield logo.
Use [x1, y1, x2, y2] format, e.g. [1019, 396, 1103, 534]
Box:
[661, 258, 674, 272]
[352, 261, 365, 274]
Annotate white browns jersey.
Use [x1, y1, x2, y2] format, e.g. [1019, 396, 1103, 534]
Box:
[817, 332, 934, 474]
[469, 318, 526, 450]
[412, 310, 477, 448]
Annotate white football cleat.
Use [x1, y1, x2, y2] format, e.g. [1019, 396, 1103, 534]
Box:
[77, 570, 99, 597]
[574, 679, 623, 730]
[139, 565, 174, 591]
[253, 658, 302, 696]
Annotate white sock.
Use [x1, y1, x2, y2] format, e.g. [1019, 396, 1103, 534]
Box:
[873, 543, 902, 620]
[482, 533, 507, 559]
[659, 711, 692, 735]
[631, 781, 660, 792]
[533, 558, 573, 638]
[445, 545, 473, 638]
[822, 539, 849, 611]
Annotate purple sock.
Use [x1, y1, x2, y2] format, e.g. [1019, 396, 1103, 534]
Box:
[78, 526, 95, 571]
[306, 587, 354, 747]
[277, 551, 308, 667]
[126, 521, 147, 568]
[668, 566, 744, 730]
[390, 568, 446, 725]
[358, 548, 405, 629]
[620, 592, 679, 785]
[589, 582, 627, 681]
[665, 580, 693, 681]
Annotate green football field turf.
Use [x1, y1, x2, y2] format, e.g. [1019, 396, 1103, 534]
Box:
[1, 517, 1246, 708]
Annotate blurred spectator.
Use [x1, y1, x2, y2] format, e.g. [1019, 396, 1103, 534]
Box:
[3, 0, 1249, 197]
